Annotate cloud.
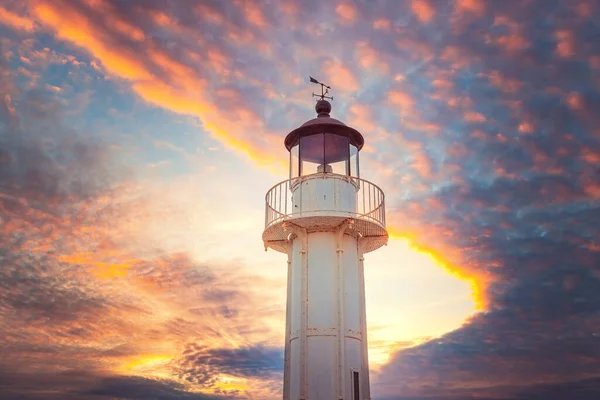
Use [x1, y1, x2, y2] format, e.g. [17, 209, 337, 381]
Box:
[411, 0, 435, 24]
[356, 1, 600, 397]
[0, 88, 121, 204]
[336, 3, 358, 24]
[0, 6, 35, 32]
[175, 345, 283, 385]
[0, 368, 222, 400]
[322, 58, 360, 92]
[375, 310, 600, 399]
[29, 0, 287, 173]
[0, 36, 286, 398]
[455, 0, 486, 16]
[88, 376, 222, 399]
[1, 0, 600, 399]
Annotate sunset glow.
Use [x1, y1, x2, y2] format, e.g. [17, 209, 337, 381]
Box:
[1, 1, 599, 399]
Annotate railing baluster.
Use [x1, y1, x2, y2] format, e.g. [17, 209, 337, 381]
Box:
[377, 189, 380, 221]
[370, 186, 375, 221]
[265, 176, 385, 232]
[374, 185, 377, 219]
[299, 178, 303, 215]
[285, 180, 288, 216]
[369, 185, 373, 214]
[362, 181, 366, 215]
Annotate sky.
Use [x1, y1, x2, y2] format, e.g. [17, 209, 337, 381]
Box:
[0, 0, 599, 399]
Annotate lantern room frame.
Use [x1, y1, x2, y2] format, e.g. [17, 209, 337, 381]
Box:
[285, 107, 364, 179]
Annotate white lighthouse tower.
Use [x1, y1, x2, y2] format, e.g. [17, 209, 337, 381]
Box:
[263, 83, 388, 400]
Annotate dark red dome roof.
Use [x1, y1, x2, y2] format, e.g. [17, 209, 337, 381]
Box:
[284, 101, 364, 151]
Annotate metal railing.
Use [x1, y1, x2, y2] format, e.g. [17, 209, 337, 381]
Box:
[264, 174, 386, 231]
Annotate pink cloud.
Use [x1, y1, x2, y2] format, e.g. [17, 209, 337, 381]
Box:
[335, 3, 357, 24]
[455, 0, 486, 16]
[373, 18, 391, 31]
[322, 58, 359, 92]
[356, 41, 389, 74]
[464, 111, 486, 123]
[387, 90, 415, 112]
[0, 6, 35, 32]
[411, 0, 435, 23]
[236, 0, 268, 27]
[555, 29, 576, 58]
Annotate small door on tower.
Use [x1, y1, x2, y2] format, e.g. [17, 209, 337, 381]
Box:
[353, 370, 360, 400]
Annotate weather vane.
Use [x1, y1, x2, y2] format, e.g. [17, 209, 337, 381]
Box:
[309, 76, 333, 101]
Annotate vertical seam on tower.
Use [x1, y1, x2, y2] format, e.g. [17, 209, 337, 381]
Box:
[299, 227, 308, 400]
[283, 240, 293, 400]
[336, 220, 351, 400]
[358, 238, 371, 400]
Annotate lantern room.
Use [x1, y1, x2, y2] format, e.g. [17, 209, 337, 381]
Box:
[284, 100, 364, 178]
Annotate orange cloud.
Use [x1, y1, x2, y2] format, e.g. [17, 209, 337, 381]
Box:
[440, 46, 473, 69]
[33, 3, 151, 80]
[32, 0, 287, 174]
[388, 229, 489, 311]
[566, 92, 584, 110]
[583, 181, 600, 199]
[110, 17, 145, 41]
[464, 111, 486, 123]
[576, 1, 595, 17]
[486, 70, 523, 94]
[555, 29, 576, 58]
[432, 79, 453, 89]
[206, 47, 230, 71]
[496, 34, 530, 53]
[148, 10, 177, 28]
[322, 59, 359, 92]
[0, 176, 291, 395]
[488, 16, 530, 53]
[518, 121, 535, 134]
[348, 104, 377, 133]
[59, 251, 140, 279]
[82, 0, 145, 41]
[356, 41, 389, 73]
[0, 6, 35, 32]
[410, 150, 433, 179]
[387, 90, 415, 112]
[412, 0, 435, 23]
[280, 1, 299, 19]
[3, 94, 16, 116]
[373, 18, 391, 30]
[581, 147, 600, 164]
[447, 142, 468, 159]
[336, 3, 357, 24]
[195, 3, 224, 24]
[456, 0, 486, 16]
[236, 0, 268, 27]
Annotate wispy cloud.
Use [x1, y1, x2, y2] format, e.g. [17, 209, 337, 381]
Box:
[0, 0, 599, 399]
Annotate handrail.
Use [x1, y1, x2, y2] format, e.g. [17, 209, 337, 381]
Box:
[264, 173, 386, 231]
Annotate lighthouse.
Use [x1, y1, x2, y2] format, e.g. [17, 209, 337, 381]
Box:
[263, 82, 388, 400]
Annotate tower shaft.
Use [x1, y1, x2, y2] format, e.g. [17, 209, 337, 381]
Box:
[283, 228, 370, 400]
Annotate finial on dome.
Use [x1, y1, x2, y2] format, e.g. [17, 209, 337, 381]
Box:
[309, 76, 333, 117]
[315, 99, 331, 117]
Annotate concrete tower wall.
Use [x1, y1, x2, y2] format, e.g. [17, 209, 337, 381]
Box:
[292, 175, 358, 216]
[284, 229, 368, 400]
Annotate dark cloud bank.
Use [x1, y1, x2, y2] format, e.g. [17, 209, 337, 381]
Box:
[371, 1, 600, 399]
